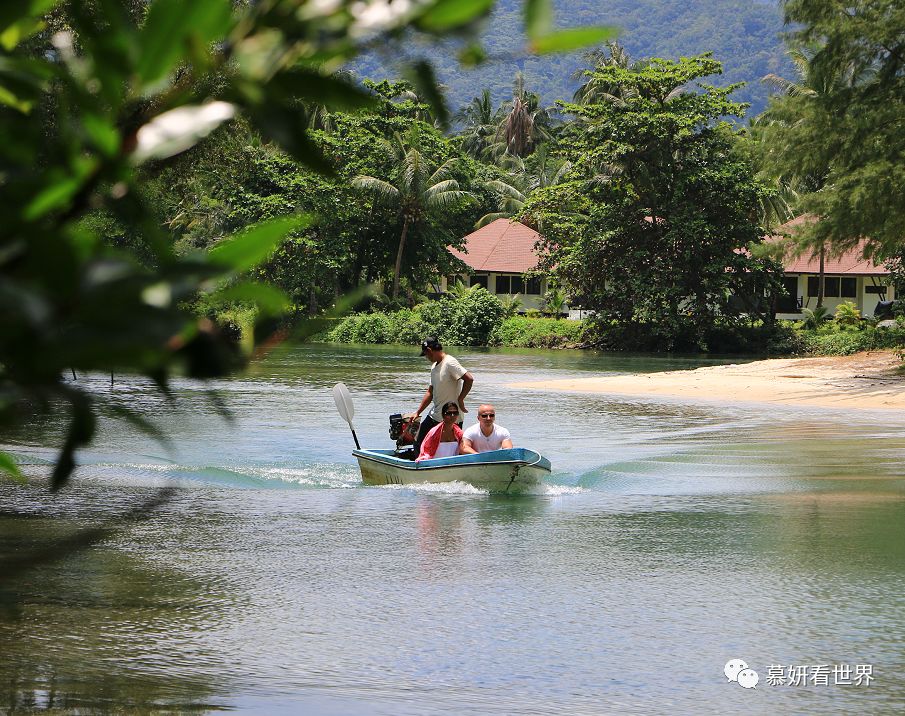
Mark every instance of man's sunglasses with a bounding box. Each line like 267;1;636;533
443;410;459;416
479;412;495;418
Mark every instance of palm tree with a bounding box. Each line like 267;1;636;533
491;72;551;158
756;45;861;307
446;279;480;299
475;147;571;227
305;69;356;133
455;89;500;158
572;42;641;106
353;133;475;299
544;286;567;318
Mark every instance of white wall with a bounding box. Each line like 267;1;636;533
441;272;565;313
775;274;894;320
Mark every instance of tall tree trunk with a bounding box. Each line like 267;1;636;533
392;218;410;299
817;244;825;308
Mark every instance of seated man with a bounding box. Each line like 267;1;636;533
460;404;513;454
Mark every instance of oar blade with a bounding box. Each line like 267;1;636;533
332;382;355;424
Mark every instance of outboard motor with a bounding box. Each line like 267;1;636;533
389;413;420;459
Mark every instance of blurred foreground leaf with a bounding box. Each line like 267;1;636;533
0;451;25;484
208;215;312;273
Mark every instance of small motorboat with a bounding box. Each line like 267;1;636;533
332;382;551;492
352;447;551;492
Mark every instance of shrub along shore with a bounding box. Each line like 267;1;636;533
318;289;905;356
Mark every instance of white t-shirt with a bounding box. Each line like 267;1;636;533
462;423;511;452
429;355;468;421
434;441;459;458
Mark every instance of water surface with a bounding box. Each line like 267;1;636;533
2;344;904;714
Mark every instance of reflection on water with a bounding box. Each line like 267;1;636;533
2;344;905;713
0;488;228;713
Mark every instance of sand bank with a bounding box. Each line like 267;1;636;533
513;350;905;411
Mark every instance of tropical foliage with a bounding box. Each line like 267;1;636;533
524;55;784;350
0;0;613;488
761;0;905;258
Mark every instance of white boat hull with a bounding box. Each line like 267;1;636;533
353;448;551;492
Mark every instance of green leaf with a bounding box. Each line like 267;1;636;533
267;69;378;111
0;17;45;51
131;101;236;163
136;0;233;88
23;158;98;221
0;451;25;484
211;281;290;315
406;60;449;129
0;1;58;36
245;102;334;174
0;56;55;113
208;215;312;273
83;113;120;157
530;26;619;54
51;395;96;491
416;0;494;32
524;0;553;39
458;43;487;67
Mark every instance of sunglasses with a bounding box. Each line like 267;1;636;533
479;412;495;418
443;410;459;416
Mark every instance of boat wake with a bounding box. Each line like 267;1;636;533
378;480;488;495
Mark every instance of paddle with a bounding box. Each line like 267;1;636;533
332;382;361;449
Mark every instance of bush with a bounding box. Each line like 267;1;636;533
490;316;587;348
834;301;862;328
386;308;429;345
328;312;394;343
211;305;258;353
800;322;905;355
418;287;504;346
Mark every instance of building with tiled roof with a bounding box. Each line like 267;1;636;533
444;214;893;320
445;219;562;312
766;215;893;318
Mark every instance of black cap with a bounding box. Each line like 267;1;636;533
419;336;442;355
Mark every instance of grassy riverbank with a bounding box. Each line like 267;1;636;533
319;300;905;356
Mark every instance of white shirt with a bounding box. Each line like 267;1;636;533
462;423;511;453
429;355;468;421
434;441;459;458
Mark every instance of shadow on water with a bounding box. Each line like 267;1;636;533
0;486;230;714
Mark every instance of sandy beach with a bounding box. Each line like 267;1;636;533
514;350;905;411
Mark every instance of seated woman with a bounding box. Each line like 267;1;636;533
416;401;463;461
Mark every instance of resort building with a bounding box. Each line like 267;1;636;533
767;216;894;320
444;218;562;313
446;215;893;320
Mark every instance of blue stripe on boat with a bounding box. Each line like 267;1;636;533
353;447;551;472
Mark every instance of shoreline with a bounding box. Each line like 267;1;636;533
513;350;905;411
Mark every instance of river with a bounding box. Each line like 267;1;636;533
2;344;904;714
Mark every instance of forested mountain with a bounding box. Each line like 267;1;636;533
352;0;792;118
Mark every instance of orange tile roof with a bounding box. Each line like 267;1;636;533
449;219;541;273
765;215;888;276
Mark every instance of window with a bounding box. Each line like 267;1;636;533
866;285;887;295
807;276;841;297
525;277;541;295
469;274;487;289
841;277;857;298
495;275;524;294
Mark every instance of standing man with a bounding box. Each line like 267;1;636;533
460;404;513;454
410;337;474;455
